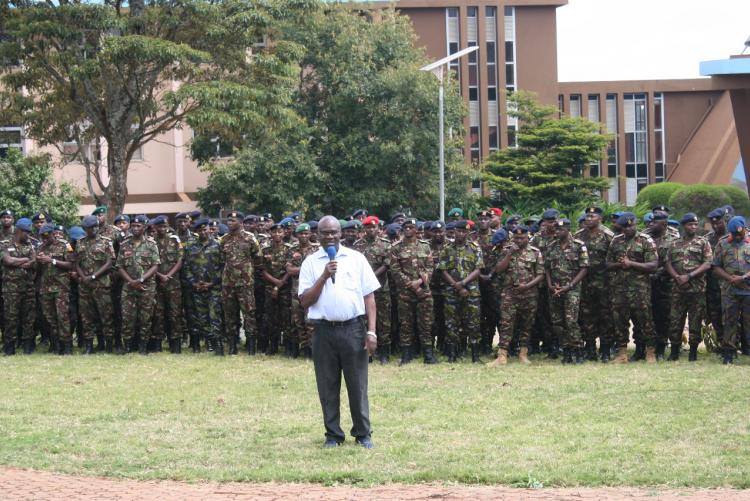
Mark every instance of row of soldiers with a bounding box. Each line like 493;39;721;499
0;203;745;365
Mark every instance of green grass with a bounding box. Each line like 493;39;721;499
1;350;750;488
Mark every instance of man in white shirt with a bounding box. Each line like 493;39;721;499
299;216;380;449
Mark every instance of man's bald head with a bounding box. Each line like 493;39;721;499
318;215;342;249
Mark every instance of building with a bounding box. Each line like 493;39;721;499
2;0;748;214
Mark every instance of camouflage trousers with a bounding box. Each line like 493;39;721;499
111;276;124;342
397;290;433;348
41;290;71;343
549;288;583;349
579;273;611;344
263;286;291;344
532;285;553;348
153;282;184;341
497;290;537;350
668;290;705;346
222;285;256;344
720;293;750;352
290;295;314;348
651;275;672;345
431;292;445;349
479;280;498;350
2;287;36;346
611;288;656;348
706;277;723;344
374;290;391;347
444;292;480;346
79;284;115;341
121;284;156;343
192;288;223;340
181;280;194;341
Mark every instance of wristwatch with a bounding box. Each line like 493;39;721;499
52;258;57;266
366;331;377;338
91;274;96;281
138;277;145;284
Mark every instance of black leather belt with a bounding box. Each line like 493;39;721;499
310;317;362;327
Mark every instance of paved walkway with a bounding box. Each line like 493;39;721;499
1;467;749;500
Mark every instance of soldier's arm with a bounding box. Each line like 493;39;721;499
713;265;738;284
165;255;183;280
493;249;514;273
463;268;481;285
569;266;587;289
665;258;680;281
3;253;30;267
141;264;159;282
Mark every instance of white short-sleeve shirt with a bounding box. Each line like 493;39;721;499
298;245;381;322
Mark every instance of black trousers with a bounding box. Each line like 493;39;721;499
312;317;371;442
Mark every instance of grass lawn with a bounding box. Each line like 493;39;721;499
1;349;749;488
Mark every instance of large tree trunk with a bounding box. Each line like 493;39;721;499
103;143;129;222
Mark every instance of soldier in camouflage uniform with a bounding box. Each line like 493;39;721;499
530;209;559;357
221;211;262;356
645;210;678;360
353;216;391;363
545;219;589;364
389;218;433;365
75;215;116;354
574;206;615;361
439;219;483;363
704;207;730;352
605;212;658;363
488;225;544;366
664;213;713;361
286;223;319;359
36;223;73;355
175;212;196;348
183;218;224;354
428;221;447;354
711;215;750;364
472;210;497;355
1;218;36;355
482;228;509;348
152;216;185;353
261;223;292;356
117;215;160;354
93;206;126;351
0;209;15;337
245;214;269;352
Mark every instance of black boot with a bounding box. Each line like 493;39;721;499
575;348;585;364
688;342;698;362
722;348;734;365
266;336;279;355
301;346;312;359
655;342;666;361
561;348;572;364
584;341;598;361
228;338;238;355
151;338;162;353
22;339;34;354
629;343;645;362
423;347;439;364
668;343;680;361
471;343;482;363
62;341;73;355
48;340;57;353
96;334;106;352
214;339;224;356
290;343;300;359
246;336;256;355
257;337;268;354
3;342;16;356
599;342;611;363
377;345;389;364
138;338;148;355
190;335;200;353
173;338;182;354
84;339;95;355
399;345;413;366
105;338;113;354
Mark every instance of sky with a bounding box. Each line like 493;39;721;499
556;0;750;82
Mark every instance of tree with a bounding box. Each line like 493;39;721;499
483;91;611;213
0;0;311;219
0;149;80;227
197;5;476;219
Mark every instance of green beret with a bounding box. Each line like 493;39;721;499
295;223;311;233
92;206;108;216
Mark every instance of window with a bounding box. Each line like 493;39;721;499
569;95;581;118
131;145;144;161
467;8;480;161
488;126;498;150
0;127;23;157
504;7;516;95
470;126;480;164
606;94;618;178
624;93;648;191
486;6;499;146
507;124;517;148
558;94;564;117
587;94;601;176
654;92;666;182
446;8;460;80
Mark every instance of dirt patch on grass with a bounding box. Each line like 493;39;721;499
1;466;748;500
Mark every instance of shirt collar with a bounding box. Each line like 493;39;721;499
317;244;351;258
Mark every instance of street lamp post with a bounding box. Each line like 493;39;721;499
420;45;479;221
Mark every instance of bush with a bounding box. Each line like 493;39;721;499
635;182;684;214
719;185;750;218
668;184;731;221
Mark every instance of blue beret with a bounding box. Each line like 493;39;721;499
68;226;86;241
584;207;603;215
390;212;406;223
268;222;283;231
243;214;257;223
727;216;746;233
279;217;295;227
445;221;456;230
39;223;56;235
512;225;529;235
352;209;368;218
577;214;586;224
432;220;445;230
386;223;402;236
530;223;540;233
707;208;726;220
616;212;637;227
643;212;654;223
192;217;210;229
288;211;302;221
668;219;679;227
0;209;13;218
148;215;167;226
652;205;670;213
453;220;471;230
114;214;130;224
81;215;98;228
189;210;202;220
307;220;318;230
722;205;735;216
611;211;623;219
652;212;668;221
175;212;191;220
131;215;148;224
218;223;229;235
226;211;244;220
541;209;560;220
32;212;47;222
680;213;699;225
55;224;65;232
261;213;273;220
491;228;508;245
447;208;463;217
15;218;32;232
556;218;571;227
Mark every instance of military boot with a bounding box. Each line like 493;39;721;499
584;341;598;361
138;338;149;355
470;343;482;364
152;338;163;353
668;343;680;361
266;336;279;356
84;339;95;355
22;339;34;354
214;339;225;356
190;335;200;353
575;348;585;364
3;342;15;356
291;343;300;359
96;334;106;352
446;344;457;363
519;347;531;365
399;345;413;366
561;348;572;364
645;346;657;363
246;336;256;355
612;347;628;364
105;338;113;354
423;347;439;364
722;348;734;364
63;341;73;355
655;342;666;361
629;343;645;362
688;342;698;362
487;348;508;367
228;338;238;355
377;345;389;364
599;342;611;363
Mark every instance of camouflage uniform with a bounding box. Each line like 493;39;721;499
606;232;658;349
1;239;37;348
390;238;434;349
704;230;728;346
353;236;391;347
530;232;555;351
712;236;750;352
667;235;712;346
261;242;292;352
76;235;116;341
183;237;224;342
38;238;73;345
287;241;319;350
429;239;447;351
99;224;126;343
437;239;484;346
647;229;678;350
220;230;261;345
177;229;197;341
574;226;614;348
496;244;544;350
472;229;497;352
117;236;161;345
545;238;589;350
153;232;184;342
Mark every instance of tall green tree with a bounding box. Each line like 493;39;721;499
0;0;310;218
197;5;475;219
483;91;611;212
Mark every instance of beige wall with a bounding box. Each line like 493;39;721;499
515;6;559;106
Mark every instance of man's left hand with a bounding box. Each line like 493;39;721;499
364;334;377;356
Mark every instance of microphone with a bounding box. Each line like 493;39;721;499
325;246;337;284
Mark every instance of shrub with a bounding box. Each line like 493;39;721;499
668;184;731;221
635;182;684;214
718;185;750;218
